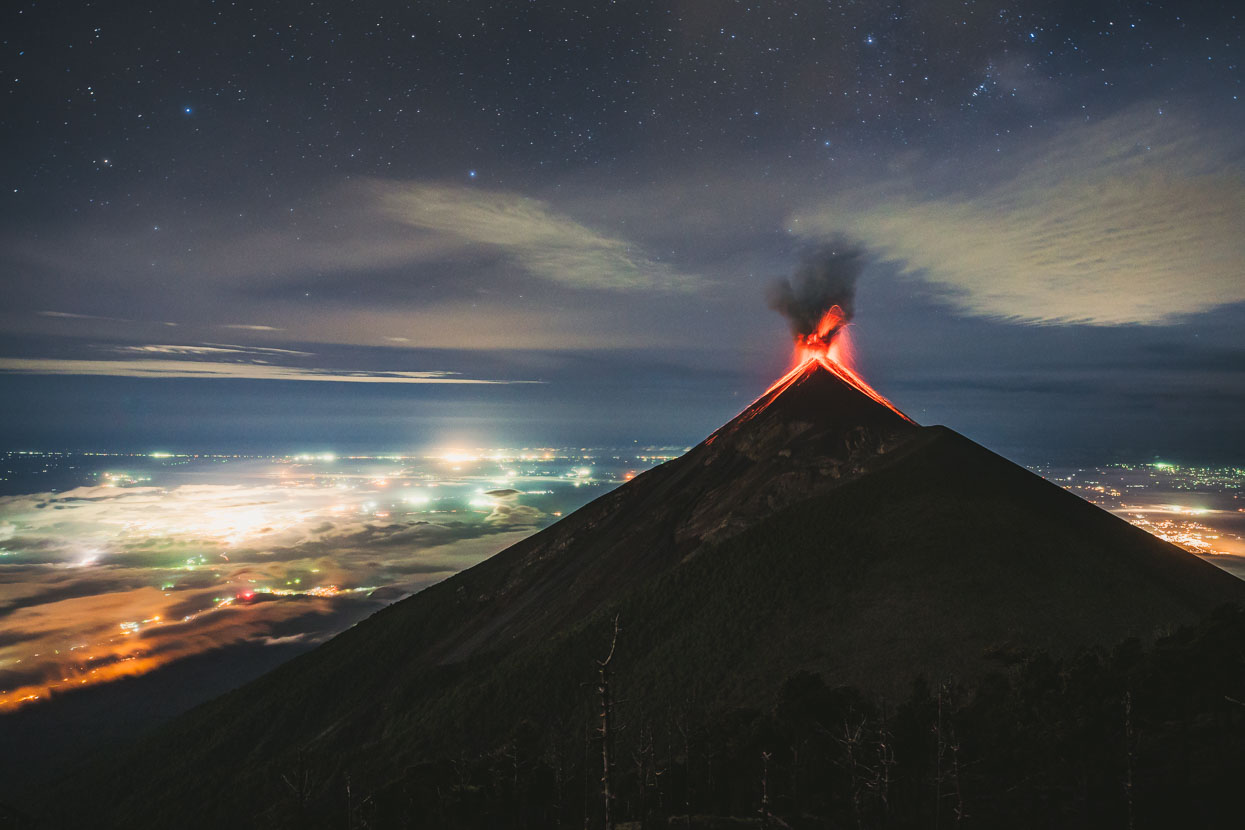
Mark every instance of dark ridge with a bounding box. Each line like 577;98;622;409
30;362;1245;827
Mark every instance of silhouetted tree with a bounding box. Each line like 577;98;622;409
597;615;621;830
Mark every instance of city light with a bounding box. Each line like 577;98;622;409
0;447;677;710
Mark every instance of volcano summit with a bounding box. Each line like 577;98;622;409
44;336;1245;828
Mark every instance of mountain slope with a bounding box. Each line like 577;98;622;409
50;362;1245;827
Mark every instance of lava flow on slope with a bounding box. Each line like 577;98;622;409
760;304;912;422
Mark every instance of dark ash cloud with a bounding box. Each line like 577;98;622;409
766;242;866;338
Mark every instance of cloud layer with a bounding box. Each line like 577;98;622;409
12;181;699;300
0;357;530;384
0;460;560;708
370;180;700;292
793;107;1245;325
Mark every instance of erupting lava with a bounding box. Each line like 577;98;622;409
792;303;850;367
764;305;912;422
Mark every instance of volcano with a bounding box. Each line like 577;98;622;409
47;355;1245;827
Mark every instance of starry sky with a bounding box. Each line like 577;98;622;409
2;0;1243;462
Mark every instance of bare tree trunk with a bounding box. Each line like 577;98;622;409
933;682;964;828
633;724;654;829
759;751;773;829
597;615;621;830
345;772;353;830
676;707;693;830
552;740;565;830
841;719;866;830
280;751;314;826
950;739;965;828
875;701;895;825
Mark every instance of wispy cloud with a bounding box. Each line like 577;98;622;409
792;107;1245;325
37;311;180;327
370;180;702;292
219;324;285;332
106;344;315;358
38;310;131;322
0;358;531;384
16;181;701;302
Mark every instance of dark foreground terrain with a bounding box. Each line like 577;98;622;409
12;364;1245;828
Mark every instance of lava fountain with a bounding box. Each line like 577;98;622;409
761;304;912;422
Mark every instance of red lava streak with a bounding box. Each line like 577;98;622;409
763;305;913;422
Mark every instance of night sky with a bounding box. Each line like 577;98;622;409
2;1;1242;462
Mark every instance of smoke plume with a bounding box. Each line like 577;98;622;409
766;243;865;338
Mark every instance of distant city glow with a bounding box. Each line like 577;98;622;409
1037;462;1245;563
0;447;681;710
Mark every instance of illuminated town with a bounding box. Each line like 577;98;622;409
1;449;1242;710
1034;461;1245;563
0;447;684;709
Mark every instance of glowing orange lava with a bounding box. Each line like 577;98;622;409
762;305;913;422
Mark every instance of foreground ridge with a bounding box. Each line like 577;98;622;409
35;366;1245;828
